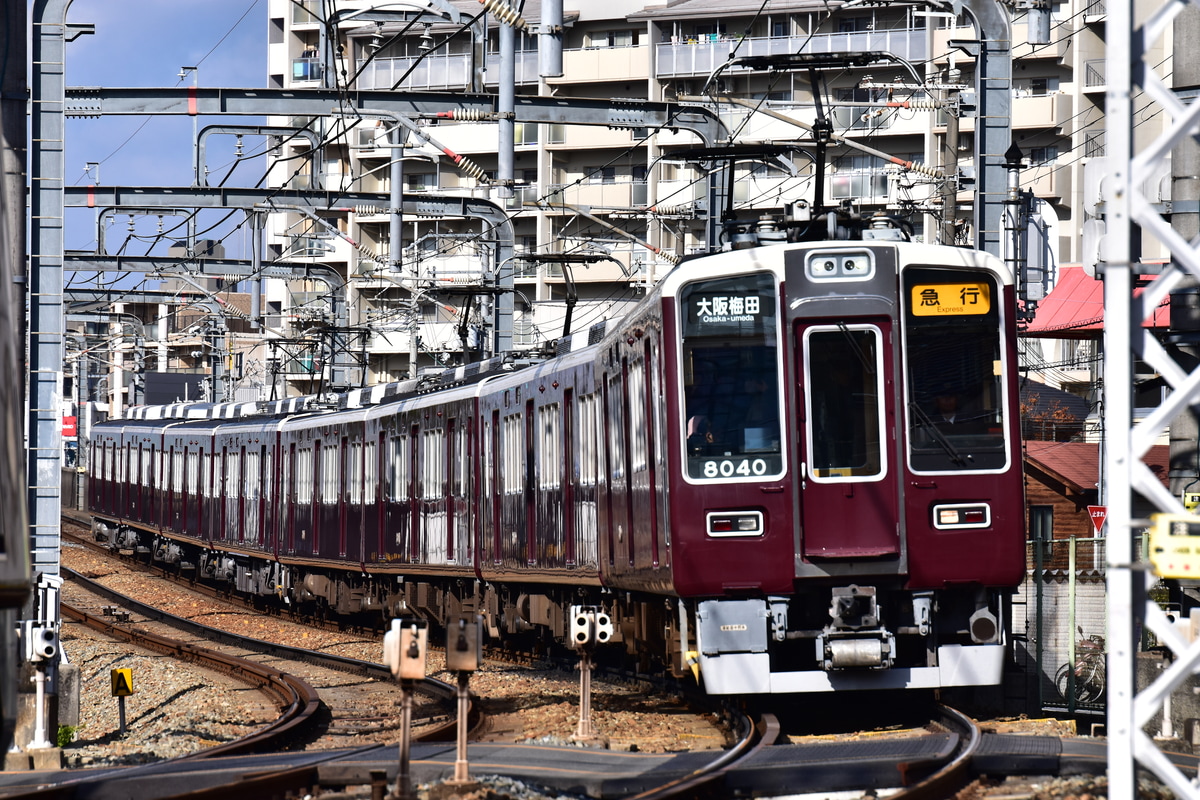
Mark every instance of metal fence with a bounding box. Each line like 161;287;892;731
1014;535;1160;717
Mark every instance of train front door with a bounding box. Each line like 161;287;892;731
795;321;899;559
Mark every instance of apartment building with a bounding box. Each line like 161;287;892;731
260;0;1132;393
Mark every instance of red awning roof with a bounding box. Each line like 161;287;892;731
1023;265;1169;338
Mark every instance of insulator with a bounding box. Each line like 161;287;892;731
439;109;487;121
454;156;489;183
354;205;386;215
477;0;527;29
905;161;943;179
905;99;942;110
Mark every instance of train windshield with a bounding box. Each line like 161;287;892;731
903;267;1008;472
679;273;783;481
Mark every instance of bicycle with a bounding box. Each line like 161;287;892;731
1054;628;1106;704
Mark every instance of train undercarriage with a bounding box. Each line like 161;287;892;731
91;516;1008;694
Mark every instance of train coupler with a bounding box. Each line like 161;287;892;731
818;630;895;670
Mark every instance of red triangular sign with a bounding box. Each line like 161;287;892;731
1087;505;1107;535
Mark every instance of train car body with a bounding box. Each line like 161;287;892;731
88;236;1024;695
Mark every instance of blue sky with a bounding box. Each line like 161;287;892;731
58;0;266;257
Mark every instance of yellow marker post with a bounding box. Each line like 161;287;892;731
110;668;133;735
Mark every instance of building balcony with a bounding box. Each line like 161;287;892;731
933;21;1070;63
1024;163;1073;200
545;45;651;86
1083;59;1106;93
933;92;1073;133
655;29;926;79
354;51;543;92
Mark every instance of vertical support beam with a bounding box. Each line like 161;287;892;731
963;0;1013;259
497;23;515;201
1103;0;1134;790
29;0;72;597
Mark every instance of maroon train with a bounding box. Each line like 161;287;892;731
88;235;1025;694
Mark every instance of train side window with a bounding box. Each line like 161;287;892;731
803;325;886;481
607;375;625;481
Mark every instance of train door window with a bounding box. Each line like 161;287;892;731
349;442;363;505
226;447;240;501
538;403;561;489
803;325;886;481
390;434;408;501
607;375;625;482
679;272;783;481
172;447;183;494
502;413;523;494
903;267;1008;472
297;447;312;505
364;440;376;503
246;447;260;543
186;449;200;497
323;440;339;503
579;393;597;487
628;361;647;472
423;428;444;499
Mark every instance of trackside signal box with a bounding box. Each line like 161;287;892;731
110;668;134;697
384;618;428;680
1149;513;1200;579
446;614;483;672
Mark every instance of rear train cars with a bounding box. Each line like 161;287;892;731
87;238;1024;695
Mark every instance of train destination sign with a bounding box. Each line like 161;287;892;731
693;294;763;324
911;283;991;316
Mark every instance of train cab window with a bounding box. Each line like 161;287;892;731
803;325;886;481
680;273;783;481
903;268;1008;472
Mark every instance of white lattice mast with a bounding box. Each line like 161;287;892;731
1106;0;1200;796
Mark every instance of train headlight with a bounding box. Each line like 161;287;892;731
804;250;875;281
932;503;991;530
706;511;763;537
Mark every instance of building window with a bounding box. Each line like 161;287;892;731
588;166;616;184
1029;146;1059;166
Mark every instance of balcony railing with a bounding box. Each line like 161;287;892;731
355;51;540;91
1085;59;1106;89
656;29;925;78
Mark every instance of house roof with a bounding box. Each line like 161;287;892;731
1024;441;1168;493
1022;265;1169;339
1019;381;1091;423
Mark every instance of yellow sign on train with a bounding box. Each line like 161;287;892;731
1148;514;1200;579
110;668;133;698
911;283;991;316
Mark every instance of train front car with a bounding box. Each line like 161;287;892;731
663;240;1024;694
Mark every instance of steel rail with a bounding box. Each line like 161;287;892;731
891;703;982;800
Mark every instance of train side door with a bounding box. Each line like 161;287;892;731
796;320;899;558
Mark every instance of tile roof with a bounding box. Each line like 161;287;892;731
1022;265;1169;339
1024;440;1168;492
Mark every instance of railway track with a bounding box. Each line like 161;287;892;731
61;567;465;748
48;512;989;800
